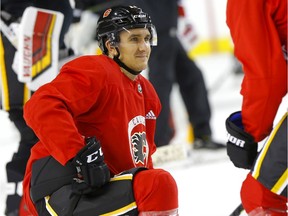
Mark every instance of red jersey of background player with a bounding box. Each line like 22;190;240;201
226;0;287;142
23;54;161;215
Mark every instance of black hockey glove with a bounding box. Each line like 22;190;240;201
71;137;110;194
225;111;258;169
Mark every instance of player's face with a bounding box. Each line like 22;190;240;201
117;28;151;72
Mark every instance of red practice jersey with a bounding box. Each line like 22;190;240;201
226;0;287;142
23;55;161;215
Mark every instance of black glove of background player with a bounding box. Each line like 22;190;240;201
71;136;110;194
225;111;258;169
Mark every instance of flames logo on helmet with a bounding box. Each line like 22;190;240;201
103;9;111;18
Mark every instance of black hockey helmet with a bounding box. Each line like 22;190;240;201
96;5;157;54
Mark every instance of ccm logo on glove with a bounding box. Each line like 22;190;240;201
86;148;103;163
71;136;110;194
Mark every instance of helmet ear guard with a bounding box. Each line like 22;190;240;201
99;33;119;55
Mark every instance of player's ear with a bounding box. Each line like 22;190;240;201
105;40;117;57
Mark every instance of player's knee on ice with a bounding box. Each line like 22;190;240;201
133;169;178;212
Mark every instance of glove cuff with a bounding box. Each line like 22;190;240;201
227;142;257;169
226;115;256;150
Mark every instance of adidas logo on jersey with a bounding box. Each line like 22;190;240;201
146;110;156;119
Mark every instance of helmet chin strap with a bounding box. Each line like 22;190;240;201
113;48;142;75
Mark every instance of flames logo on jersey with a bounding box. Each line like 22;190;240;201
131;132;148;165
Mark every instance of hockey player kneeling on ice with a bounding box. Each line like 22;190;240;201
22;5;178;216
29;137;177;215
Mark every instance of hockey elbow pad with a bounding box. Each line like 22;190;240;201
225;111;258;169
72;137;110;194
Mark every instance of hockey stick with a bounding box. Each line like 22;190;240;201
229;203;244;216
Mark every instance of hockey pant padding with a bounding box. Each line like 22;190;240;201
30;156;76;203
34;167;145;216
241;173;287;215
133;168;178;212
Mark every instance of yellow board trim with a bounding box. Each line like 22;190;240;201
188;36;234;58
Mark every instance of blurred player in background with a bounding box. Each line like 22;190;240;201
142;0;225;150
0;0;73;214
225;0;287;215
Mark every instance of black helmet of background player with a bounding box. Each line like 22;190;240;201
95;5;157;75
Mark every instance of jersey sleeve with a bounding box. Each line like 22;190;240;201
226;0;287;141
24;56;107;165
